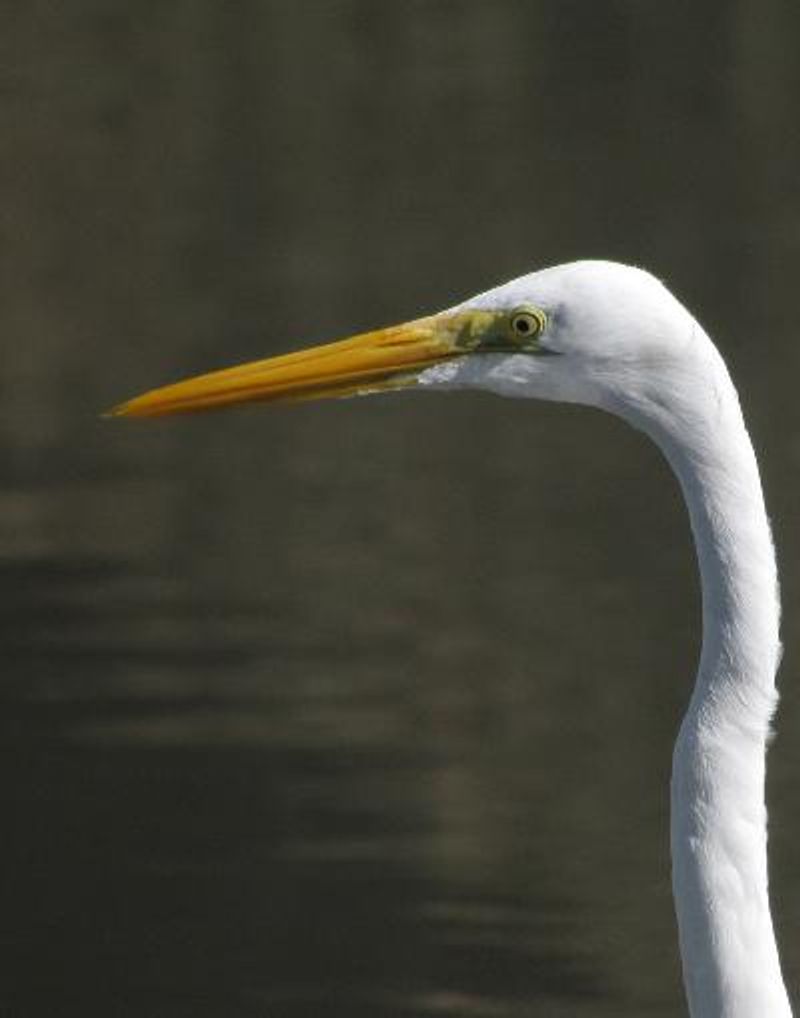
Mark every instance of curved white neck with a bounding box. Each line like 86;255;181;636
620;335;791;1017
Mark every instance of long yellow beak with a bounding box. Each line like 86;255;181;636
108;309;506;419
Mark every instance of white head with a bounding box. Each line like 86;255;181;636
419;261;702;424
111;260;710;431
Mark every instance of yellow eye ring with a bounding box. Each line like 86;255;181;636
509;306;546;341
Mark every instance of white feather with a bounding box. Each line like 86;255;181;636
419;261;791;1018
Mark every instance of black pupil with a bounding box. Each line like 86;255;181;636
515;317;531;334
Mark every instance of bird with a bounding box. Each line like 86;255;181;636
112;260;792;1018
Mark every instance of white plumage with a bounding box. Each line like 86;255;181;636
422;262;790;1017
116;260;792;1017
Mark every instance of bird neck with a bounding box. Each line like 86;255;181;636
625;339;790;1017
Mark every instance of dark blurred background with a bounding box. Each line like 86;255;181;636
1;3;799;1016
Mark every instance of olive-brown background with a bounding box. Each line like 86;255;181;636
2;3;799;1015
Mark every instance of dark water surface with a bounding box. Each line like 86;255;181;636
2;4;800;1015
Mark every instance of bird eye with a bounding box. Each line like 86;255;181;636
509;307;546;341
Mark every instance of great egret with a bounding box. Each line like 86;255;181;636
113;260;792;1017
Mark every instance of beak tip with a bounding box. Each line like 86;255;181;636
103;400;140;419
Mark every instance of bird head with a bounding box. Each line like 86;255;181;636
109;261;697;421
